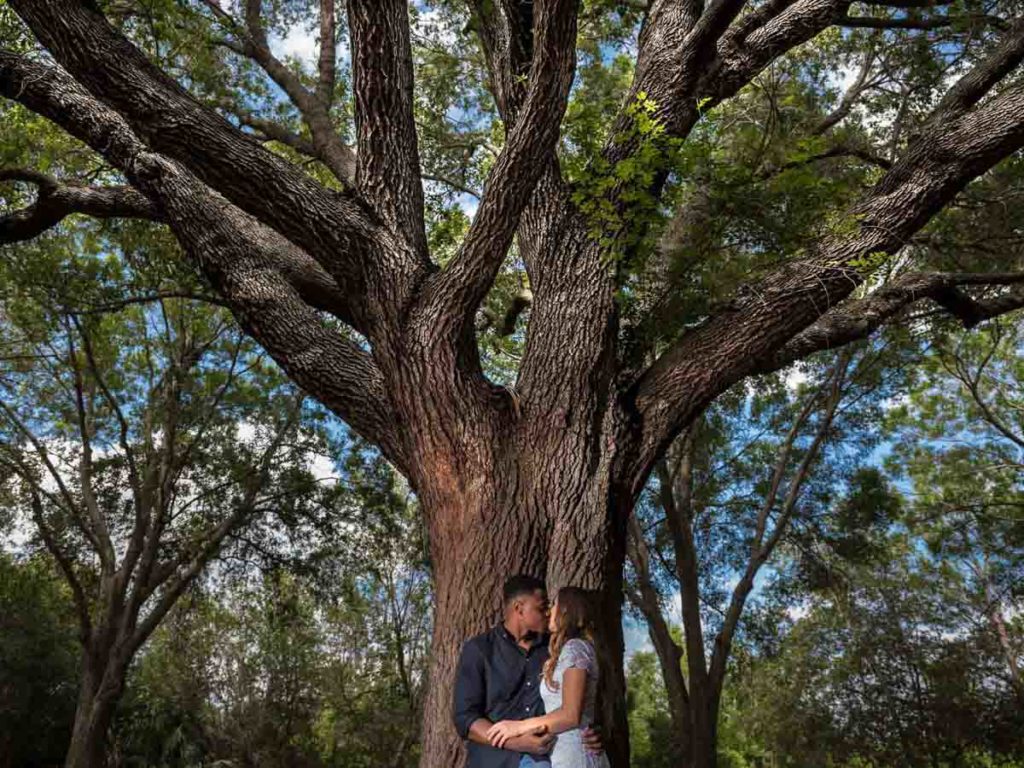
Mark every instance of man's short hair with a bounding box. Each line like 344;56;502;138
503;574;546;604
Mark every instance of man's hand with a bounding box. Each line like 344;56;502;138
505;730;555;755
581;725;603;755
488;720;543;749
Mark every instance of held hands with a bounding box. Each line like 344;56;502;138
486;720;548;750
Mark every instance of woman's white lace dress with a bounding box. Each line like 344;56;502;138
539;638;611;768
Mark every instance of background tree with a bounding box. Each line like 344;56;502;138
4;1;1024;764
0;240;342;768
1;431;431;768
625;339;909;765
887;318;1024;707
727;533;1024;767
110;441;429;768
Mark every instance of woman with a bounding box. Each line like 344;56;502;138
486;587;611;768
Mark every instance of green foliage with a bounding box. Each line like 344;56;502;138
109;443;430;768
0;554;80;766
732;537;1024;767
847;249;890;277
569;91;691;271
626;652;674;768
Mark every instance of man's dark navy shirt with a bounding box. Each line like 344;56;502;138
453;624;550;768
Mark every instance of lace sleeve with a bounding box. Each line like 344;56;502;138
562;638;598;677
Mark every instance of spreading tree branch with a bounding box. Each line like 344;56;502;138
423;0;579;334
0;168;160;243
837;13;1004;30
7;0;394;332
217;0;356;185
28;490;93;640
348;0;428;256
630;28;1024;482
467;0;536;122
756;273;1024;375
128;395;303;654
927;17;1024;122
707;355;848;702
0;51;404;465
0;52;359;327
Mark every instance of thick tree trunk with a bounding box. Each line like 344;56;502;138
412;422;634;768
418;493;550;766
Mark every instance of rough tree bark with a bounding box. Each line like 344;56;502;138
3;1;1024;767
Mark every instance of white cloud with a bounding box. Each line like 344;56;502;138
270;25;319;69
784;366;809;393
307;452;338;483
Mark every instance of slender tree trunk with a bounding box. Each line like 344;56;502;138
64;649;125;768
643;607;692;764
984;580;1024;707
627;515;691;764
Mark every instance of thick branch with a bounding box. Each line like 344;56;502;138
600;0;850;225
928;17;1024;122
630;68;1024;484
7;0;394;332
467;0;536;122
839;12;1007;30
0;168;160;243
701;0;852;108
348;0;427;255
422;0;579;334
757;273;1024;374
0;53;358;327
0;51;404;465
151;168;406;466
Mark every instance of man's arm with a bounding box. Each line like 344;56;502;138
469;717;554;753
453;641;553;754
581;725;603;755
453;641;488;740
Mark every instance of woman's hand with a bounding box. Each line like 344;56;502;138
486;720;546;749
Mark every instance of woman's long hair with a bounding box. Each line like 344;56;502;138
542;587;599;692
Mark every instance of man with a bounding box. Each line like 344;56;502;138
453;575;604;768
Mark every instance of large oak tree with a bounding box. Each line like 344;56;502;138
3;1;1024;765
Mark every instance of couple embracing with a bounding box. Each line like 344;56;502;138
453;575;610;768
